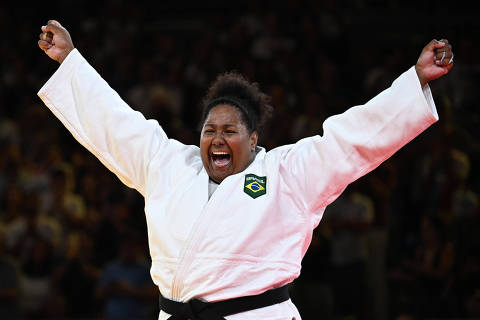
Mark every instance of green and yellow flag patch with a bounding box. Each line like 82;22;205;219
244;174;267;199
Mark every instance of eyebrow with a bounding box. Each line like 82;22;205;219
203;123;238;128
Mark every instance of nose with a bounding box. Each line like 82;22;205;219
212;132;225;146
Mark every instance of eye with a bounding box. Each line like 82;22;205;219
225;130;236;134
203;129;214;134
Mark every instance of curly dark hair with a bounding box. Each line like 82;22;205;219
200;71;273;134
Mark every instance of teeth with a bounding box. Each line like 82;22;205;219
212;152;229;155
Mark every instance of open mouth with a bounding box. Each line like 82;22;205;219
211;151;231;168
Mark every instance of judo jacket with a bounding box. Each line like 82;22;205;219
38;49;439;319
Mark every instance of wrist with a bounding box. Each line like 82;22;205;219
58;47;74;64
415;65;427;88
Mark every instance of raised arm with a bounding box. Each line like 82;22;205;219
37;20;170;195
280;38;454;217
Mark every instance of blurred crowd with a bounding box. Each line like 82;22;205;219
1;1;479;319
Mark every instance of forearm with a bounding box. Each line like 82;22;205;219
298;66;439;211
38;49;167;194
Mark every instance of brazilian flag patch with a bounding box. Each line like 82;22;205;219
244;174;267;199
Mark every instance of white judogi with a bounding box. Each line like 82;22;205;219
38;49;438;320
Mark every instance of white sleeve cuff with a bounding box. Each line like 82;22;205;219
422;84;439;120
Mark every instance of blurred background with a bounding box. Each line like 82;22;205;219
1;0;479;319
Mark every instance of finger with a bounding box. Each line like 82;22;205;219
436;54;454;66
38;39;52;51
435;50;452;60
432;39;447;49
448;53;454;64
439;51;446;64
39;31;53;41
436;43;452;52
48;20;63;28
439;39;449;45
434;43;453;65
42;22;63;35
435;52;454;65
39;31;54;44
444;54;454;66
438;62;454;75
422;39;440;53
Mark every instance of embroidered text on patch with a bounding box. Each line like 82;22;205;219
244;174;267;199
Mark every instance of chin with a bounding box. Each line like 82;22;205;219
212;174;226;183
211;170;233;183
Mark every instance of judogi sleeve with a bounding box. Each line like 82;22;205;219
279;66;438;221
38;49;167;196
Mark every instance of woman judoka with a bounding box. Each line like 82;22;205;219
37;20;453;320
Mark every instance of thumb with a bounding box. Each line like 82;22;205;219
421;39;446;54
48;19;63;28
432;39;447;50
41;20;64;35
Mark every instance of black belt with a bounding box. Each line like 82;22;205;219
159;285;290;320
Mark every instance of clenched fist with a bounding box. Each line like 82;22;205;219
38;20;74;64
415;39;454;87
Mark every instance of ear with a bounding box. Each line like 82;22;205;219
250;131;258;151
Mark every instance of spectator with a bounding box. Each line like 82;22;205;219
323;182;375;319
18;236;56;318
0;226;20;319
95;230;157;320
388;214;455;317
52;230;100;319
42;165;86;232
